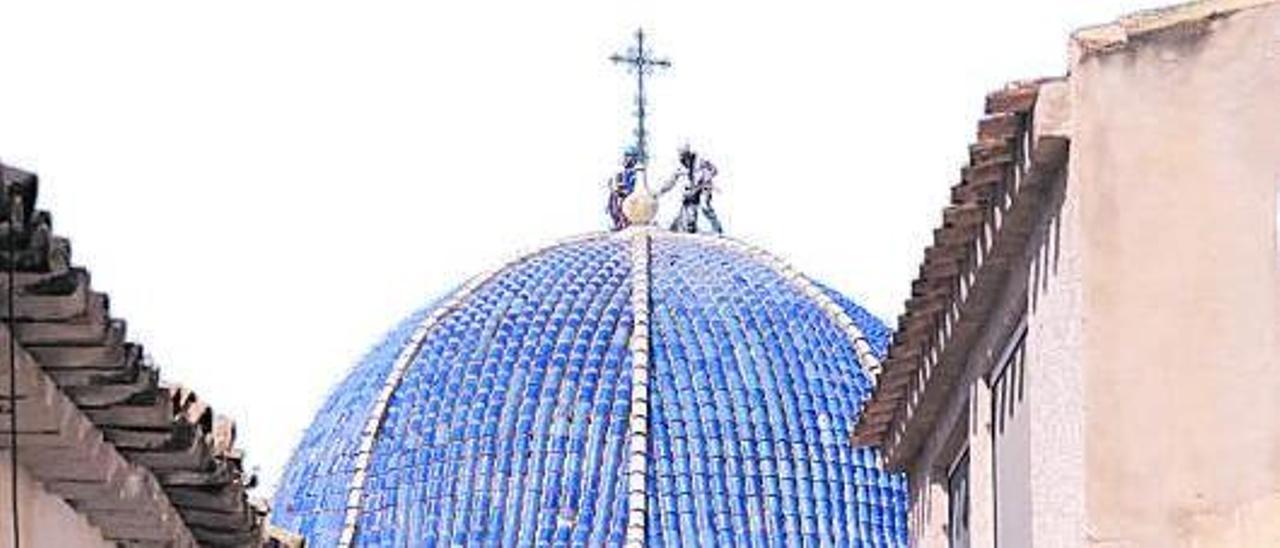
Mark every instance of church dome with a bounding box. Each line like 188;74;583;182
271;227;908;546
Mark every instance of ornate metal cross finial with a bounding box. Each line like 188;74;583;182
610;28;670;167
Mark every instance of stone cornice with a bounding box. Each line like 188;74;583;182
1072;0;1277;59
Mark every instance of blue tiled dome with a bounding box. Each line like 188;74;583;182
272;229;907;546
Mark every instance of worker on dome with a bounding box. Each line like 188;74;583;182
605;148;642;230
664;145;723;234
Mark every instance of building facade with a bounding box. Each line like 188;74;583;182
851;1;1280;546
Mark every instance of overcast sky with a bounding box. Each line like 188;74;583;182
0;1;1163;492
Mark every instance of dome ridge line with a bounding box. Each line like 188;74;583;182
336;231;613;548
623;228;652;547
667;231;885;383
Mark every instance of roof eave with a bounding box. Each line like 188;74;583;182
852;78;1071;472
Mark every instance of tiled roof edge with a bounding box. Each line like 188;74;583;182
0;163;267;545
850;78;1072;470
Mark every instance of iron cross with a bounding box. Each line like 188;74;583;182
610;28;670;167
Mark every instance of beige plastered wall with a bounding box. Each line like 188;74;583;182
0;456;112;548
1069;3;1280;545
1024;95;1089;545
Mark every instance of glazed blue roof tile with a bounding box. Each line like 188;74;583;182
272;231;907;546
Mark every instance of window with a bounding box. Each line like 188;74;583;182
992;327;1030;547
948;449;970;548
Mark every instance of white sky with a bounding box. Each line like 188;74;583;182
0;1;1164;493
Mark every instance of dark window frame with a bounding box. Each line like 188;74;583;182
947;447;970;548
